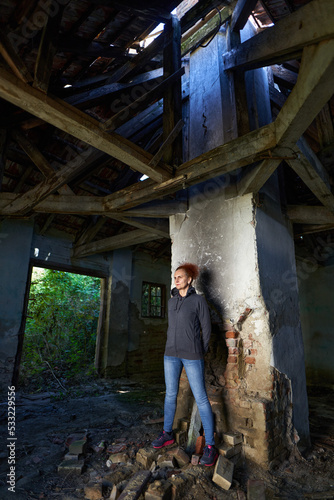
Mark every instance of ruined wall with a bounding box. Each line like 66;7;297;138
298;263;334;386
101;250;170;381
0;220;34;389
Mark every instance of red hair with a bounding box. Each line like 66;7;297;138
176;262;199;281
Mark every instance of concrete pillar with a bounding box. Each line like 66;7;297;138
170;24;310;465
0;219;34;388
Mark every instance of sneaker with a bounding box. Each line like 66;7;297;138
199;445;218;466
152;430;175;449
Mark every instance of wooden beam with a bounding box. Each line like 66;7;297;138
102;67;185;132
33;3;65;93
287;205;334;225
237;158;282;196
181;8;231;57
180;0;225;34
75;216;107;246
0;122;277;216
0;31;33;83
11;129;74;195
231;0;258;32
73;229;162;258
275;39;334;147
149;119;184;168
272;64;298;91
0;149;106;215
316;103;334;150
223;0;334;71
163;16;182;166
107;215;169;239
64;68;164;109
0;68;171;183
104;32;165;85
287;137;334;213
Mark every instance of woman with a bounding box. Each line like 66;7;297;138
152;263;218;467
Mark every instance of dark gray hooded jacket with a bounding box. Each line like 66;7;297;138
164;286;211;360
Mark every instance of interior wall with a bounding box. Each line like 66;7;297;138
298;262;334;387
99;249;171;381
0;219;34;389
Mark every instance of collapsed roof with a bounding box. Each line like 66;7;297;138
0;0;333;262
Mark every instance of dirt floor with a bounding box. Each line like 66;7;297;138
0;379;333;499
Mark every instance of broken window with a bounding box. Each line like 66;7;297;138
141;282;166;318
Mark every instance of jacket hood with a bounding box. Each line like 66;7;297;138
171;286;196;298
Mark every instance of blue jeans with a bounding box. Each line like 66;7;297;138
163;355;215;446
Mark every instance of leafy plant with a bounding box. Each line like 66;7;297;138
20;268;101;390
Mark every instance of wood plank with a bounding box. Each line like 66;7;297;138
287;137;334;212
163;16;182;166
107;215;169;239
102;67;185;132
272;64;298;91
64;68;163;109
180;0;224;34
181;8;231;57
231;0;258;32
73;229;162;258
316;103;334;150
223;0;334;71
149;119;184;168
75;216;107;246
33;3;64;93
287;205;334;225
0;68;171;183
275;39;334;146
11;129;74;195
237;158;281;196
0;31;33;83
104;32;165;85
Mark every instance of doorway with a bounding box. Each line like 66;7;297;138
16;265;103;392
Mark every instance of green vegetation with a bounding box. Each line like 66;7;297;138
20;268;101;391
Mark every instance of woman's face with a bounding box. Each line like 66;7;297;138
174;268;191;293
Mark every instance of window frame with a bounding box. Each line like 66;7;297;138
141;281;166;319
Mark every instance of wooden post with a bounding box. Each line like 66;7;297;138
163;15;183;167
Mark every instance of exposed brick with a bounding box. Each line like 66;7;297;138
250;349;258;356
227;355;238;364
245;356;256;364
226;339;238;348
136;447;157;469
223;432;243;446
212;456;234;490
175;430;187;447
57;459;84;475
218;443;242;458
145;479;172;500
168;447;190;467
84;482;102;500
195;435;205;455
118;470;151;500
226;331;238;339
228;347;239;355
191;454;201;465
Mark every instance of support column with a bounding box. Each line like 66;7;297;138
0;219;34;388
170;23;310;466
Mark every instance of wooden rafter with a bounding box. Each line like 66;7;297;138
231;0;258;32
73;229;162;258
223;0;334;71
0;31;33;83
0;68;172;183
